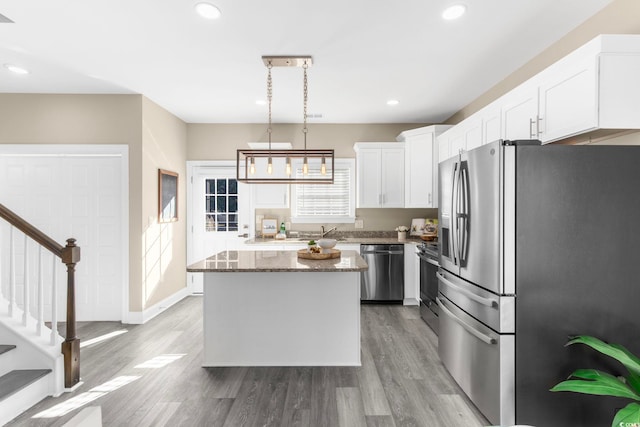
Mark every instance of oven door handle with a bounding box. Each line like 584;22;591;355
437;297;497;345
418;255;440;267
436;272;498;308
425;258;439;267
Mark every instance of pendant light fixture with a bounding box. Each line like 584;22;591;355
237;56;334;184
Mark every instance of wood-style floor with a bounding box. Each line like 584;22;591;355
8;296;488;426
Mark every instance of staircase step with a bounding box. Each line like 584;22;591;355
0;369;52;402
0;345;16;356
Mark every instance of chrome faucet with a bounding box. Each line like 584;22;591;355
320;225;337;238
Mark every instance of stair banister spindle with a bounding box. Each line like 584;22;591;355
50;259;58;346
37;246;44;336
22;234;29;326
8;226;16;317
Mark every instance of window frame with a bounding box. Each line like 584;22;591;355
290;158;356;224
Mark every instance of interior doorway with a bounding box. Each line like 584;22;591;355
187;161;252;293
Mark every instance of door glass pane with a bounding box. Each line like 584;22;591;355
206;179;216;194
229;179;238;194
205;214;216;232
217;180;227;195
229;196;238;213
206;196;215;213
216;196;226;213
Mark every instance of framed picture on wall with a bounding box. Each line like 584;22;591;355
261;218;278;237
159;169;178;223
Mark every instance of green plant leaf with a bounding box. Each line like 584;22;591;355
567;336;640;377
627;371;640;395
611;402;640;427
550;369;640;401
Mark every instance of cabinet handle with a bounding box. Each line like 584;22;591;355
537;116;543;136
529;118;536;139
428;193;432;205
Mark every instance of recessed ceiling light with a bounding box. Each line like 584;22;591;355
195;2;221;19
387;100;399;106
4;64;29;74
255;100;267;105
442;4;466;20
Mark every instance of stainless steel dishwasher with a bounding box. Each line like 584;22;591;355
360;244;404;302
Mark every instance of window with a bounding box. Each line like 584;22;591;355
205;178;238;231
291;159;355;223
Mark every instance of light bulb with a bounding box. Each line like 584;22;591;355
303;158;308;175
286;158;291;176
250;157;256;175
321;157;326;175
267;157;273;175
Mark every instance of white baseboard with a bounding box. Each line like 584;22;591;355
123;287;190;325
403;298;420;306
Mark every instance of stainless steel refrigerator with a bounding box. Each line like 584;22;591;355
437;139;640;427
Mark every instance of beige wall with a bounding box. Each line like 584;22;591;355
0;94;188;314
187;123;425;160
140;97;188;310
447;0;640;125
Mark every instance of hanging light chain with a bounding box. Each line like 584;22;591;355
303;59;308;150
267;60;273;148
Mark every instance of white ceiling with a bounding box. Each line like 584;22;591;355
0;0;612;124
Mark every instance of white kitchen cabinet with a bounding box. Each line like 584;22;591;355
397;125;452;208
481;105;502;144
437;117;481;162
353;143;404;208
501;82;539;141
251;157;289;208
443;35;640;148
403;243;419;306
501;35;640;144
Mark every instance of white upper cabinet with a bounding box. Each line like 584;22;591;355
353;143;404;208
537;54;597;142
397;125;452;208
501;83;539;141
437;118;481;163
251;157;289;208
438;34;640;156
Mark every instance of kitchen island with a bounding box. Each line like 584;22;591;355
187;249;368;367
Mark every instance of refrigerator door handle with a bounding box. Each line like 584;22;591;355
459;164;470;266
437;272;498;308
437;297;497;345
451;162;460;265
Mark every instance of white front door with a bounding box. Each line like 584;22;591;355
0;146;127;321
187;162;252;293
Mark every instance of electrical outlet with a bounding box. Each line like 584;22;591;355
285;222;291;230
355;219;364;229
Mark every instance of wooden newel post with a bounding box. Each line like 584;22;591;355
61;238;81;389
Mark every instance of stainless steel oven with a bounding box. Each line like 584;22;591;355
417;242;439;334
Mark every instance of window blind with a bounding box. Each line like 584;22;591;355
293;168;351;217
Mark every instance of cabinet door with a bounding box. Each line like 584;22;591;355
501;84;538;140
356;149;382;208
538;55;597;143
381;148;405;207
404;243;419;305
438;133;452;163
482;107;501;145
404;133;435;208
449;132;466;157
251;157;290;208
464;118;483;152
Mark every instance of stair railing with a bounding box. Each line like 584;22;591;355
0;203;80;389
